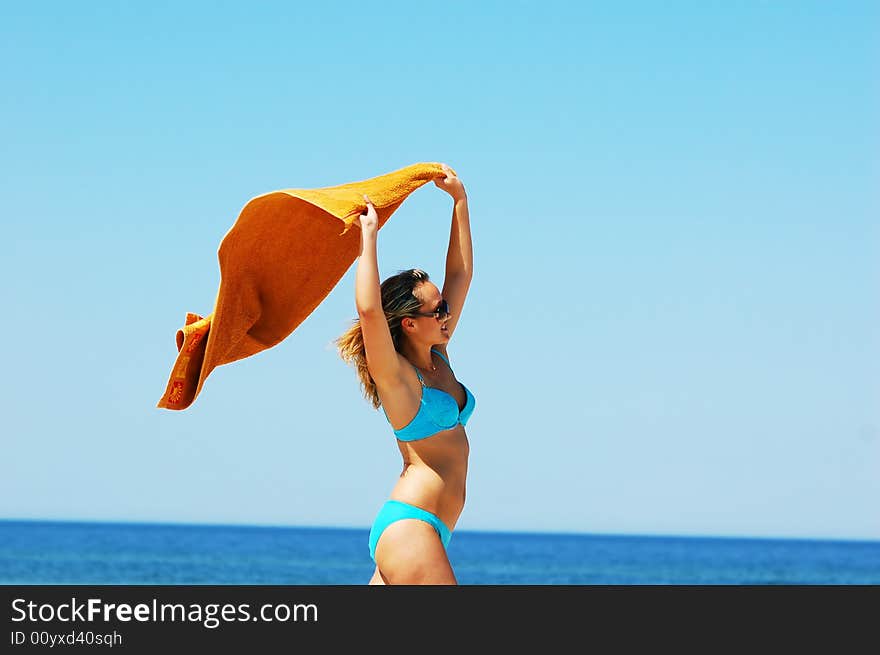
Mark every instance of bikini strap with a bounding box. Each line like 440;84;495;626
431;348;452;369
412;366;426;387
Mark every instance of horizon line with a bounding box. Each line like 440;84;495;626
1;516;877;545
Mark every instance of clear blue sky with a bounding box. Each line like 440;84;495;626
2;1;878;541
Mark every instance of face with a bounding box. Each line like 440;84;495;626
405;282;451;343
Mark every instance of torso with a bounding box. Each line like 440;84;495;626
374;345;469;532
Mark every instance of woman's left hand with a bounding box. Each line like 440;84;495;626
434;163;466;201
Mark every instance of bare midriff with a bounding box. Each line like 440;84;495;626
389;425;469;533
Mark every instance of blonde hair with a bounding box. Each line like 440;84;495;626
334;268;431;409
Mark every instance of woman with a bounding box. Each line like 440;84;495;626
335;163;473;585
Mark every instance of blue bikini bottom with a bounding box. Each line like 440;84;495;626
368;499;453;563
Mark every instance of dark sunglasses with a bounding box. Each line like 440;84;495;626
410;299;451;321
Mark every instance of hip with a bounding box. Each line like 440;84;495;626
388;462;466;532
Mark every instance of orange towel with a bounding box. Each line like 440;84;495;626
157;161;453;411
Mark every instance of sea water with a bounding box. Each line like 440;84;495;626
1;520;877;585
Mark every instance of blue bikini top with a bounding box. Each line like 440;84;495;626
382;348;475;441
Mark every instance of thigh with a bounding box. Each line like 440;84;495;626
368;566;387;585
375;519;457;585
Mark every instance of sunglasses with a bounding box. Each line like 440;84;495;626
410;299;451;321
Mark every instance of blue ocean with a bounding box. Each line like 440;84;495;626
1;520;878;585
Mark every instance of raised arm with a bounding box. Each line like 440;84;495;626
355;196;401;383
434;165;473;341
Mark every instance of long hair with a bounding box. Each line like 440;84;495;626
334;268;430;409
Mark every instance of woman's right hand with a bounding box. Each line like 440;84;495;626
358;195;379;235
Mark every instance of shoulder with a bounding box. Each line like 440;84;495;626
430;344;452;367
432;343;449;357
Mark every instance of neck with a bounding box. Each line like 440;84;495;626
401;342;435;372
